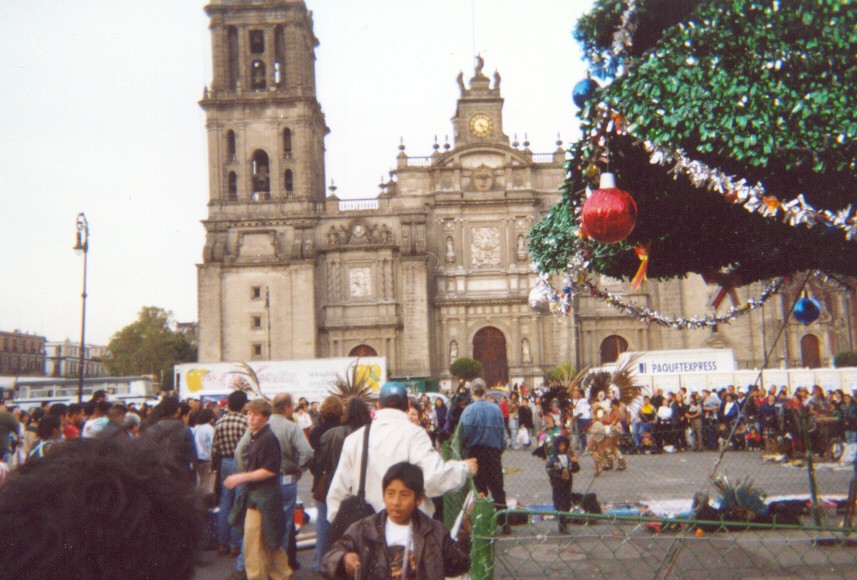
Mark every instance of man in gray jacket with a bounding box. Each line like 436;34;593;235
237;393;313;568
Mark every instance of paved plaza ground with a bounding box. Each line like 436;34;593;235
194;448;856;579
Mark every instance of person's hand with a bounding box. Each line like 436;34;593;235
464;457;478;475
223;474;242;490
343;552;361;577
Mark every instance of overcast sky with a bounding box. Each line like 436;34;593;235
0;0;592;346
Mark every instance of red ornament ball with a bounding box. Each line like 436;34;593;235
581;174;637;244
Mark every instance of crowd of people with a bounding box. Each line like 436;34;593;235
558;383;857;460
3;377;850;578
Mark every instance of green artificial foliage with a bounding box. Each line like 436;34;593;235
530;0;857;285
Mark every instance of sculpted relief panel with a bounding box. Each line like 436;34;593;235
349;267;372;298
470;226;501;268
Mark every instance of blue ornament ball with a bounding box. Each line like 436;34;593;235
572;78;599;109
792;297;822;325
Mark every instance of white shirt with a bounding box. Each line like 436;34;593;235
82;417;108;438
574;398;591;420
327;408;469;521
296;411;313;431
193;423;214;461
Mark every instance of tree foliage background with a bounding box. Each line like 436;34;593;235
105;306;197;390
529;0;856;285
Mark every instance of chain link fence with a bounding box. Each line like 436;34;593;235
441;409;857;578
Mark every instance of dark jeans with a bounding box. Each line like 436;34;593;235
467;445;507;519
548;470;572;526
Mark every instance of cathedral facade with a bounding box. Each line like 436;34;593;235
196;0;855;388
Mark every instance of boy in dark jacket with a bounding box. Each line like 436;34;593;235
322;462;470;579
545;435;580;534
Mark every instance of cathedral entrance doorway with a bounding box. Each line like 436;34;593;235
473;327;508;388
800;334;821;368
349;344;377;357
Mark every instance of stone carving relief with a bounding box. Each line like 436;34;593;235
445;236;455;263
516;234;527;261
349;267;372;297
471;166;494;192
470;226;501;268
449;340;458;364
326;221;393;247
522;338;532;364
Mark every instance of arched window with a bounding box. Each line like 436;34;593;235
284;169;294;194
251;150;270;198
600;335;629;364
349;344;377;357
283;128;292;158
227;172;238;200
226;130;236;162
800;334;821;368
251;60;266;90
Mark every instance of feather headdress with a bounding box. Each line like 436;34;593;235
328;359;378;404
586;353;643;406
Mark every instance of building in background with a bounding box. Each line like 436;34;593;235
0;330;46;377
44;339;107;379
196;0;856;388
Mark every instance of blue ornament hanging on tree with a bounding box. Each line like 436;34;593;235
792;296;821;325
572;78;599;108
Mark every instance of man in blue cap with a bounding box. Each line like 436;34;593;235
327;382;477;522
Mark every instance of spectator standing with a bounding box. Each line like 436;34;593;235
686;393;703;452
140;398;197;482
702;389;721;450
211;390;249;559
327;382;475;523
225;399;291;580
28;415;63;460
63;403;84;439
236;393;313;573
314;398;371;572
307;396;344;573
518;397;534;448
81;401;110;439
194;408;216;494
508;392;521;449
459;378;509;534
0;403;19;463
572;389;591;452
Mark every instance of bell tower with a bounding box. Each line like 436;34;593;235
452;56;509;147
197;0;326;363
202;0;327;207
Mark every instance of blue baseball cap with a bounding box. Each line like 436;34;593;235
379;382;408;406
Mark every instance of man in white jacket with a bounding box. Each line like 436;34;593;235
327;382;477;521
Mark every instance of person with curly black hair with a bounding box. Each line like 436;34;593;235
0;437;203;580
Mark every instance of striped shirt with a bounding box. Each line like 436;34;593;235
211;411;248;459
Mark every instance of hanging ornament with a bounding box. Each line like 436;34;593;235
572;78;599;108
528;284;552;316
581;172;637;244
792;295;821;325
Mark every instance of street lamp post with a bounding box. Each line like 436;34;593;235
73;213;89;403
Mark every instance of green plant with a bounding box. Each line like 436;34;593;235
546;363;576;385
448;357;483;381
833;351;857;368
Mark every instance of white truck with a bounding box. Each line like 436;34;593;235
175;357;387;403
608;349;857;395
